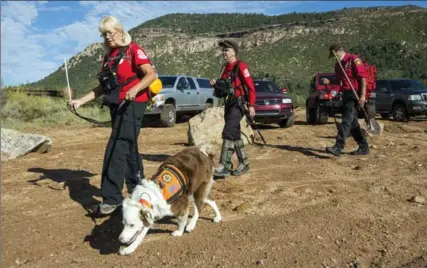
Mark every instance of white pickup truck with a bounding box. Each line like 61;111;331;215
145;75;219;127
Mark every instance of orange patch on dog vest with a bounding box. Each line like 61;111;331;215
150;164;188;203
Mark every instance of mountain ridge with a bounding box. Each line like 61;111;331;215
17;5;427;104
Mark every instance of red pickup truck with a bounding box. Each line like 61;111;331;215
305;72;377;124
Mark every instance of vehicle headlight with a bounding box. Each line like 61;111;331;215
331;90;338;97
154;94;165;102
282;98;292;104
408;94;422;101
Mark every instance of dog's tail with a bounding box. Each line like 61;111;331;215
197;142;214;161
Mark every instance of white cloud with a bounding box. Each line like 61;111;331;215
39;6;72;12
2;1;39;26
1;1;301;86
1;2;57;85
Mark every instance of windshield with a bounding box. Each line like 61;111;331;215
390;80;426;90
319;74;339;85
158;76;177;88
254;81;280;93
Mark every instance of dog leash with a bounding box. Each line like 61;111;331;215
131;100;144;184
64;98;127;126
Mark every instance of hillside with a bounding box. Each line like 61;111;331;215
22;5;427;104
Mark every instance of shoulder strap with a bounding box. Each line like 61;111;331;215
232;60;249;98
230;60;241;79
219;63;226;77
112;46;128;70
104;46;128;71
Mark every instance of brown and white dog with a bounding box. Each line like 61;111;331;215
118;144;222;255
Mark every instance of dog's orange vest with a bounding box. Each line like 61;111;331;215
149;164;188;204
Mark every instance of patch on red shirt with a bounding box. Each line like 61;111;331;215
354;58;362;66
243;69;250;78
137;49;147;60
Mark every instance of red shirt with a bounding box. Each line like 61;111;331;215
220;60;256;106
101;42;152;102
335;53;367;92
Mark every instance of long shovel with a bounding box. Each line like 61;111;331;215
332;50;382;135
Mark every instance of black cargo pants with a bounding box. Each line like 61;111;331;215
101;101;146;205
335;91;367;148
222;97;245;141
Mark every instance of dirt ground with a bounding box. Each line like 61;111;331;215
2;109;427;268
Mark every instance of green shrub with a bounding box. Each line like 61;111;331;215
1;92;110;130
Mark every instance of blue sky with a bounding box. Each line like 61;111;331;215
1;1;426;86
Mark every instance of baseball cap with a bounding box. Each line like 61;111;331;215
219;39;239;54
328;43;344;59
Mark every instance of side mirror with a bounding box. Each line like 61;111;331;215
281;88;288;93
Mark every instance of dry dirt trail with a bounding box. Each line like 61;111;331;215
2;109;427;268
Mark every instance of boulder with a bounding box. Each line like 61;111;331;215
1;128;52;161
187;107;254;147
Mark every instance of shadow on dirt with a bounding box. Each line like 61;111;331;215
84;211;123;255
141;153;171;163
84;213;176;255
265;144;332;159
27;168;100;211
293;120;337;126
316;135;336;139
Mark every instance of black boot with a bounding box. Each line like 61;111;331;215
351;143;370;155
326;144;343;156
214;139;234;177
231;139;249;176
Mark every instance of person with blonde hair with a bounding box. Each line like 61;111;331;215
70;15;157;215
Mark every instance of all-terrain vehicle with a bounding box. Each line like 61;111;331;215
305;72;377;124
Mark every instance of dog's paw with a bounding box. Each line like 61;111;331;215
171;230;183;237
213;216;222;223
119;246;135;256
185;223;195;233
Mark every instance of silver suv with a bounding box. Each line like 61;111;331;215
145;75;219;127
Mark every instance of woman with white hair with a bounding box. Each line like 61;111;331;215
70;15;157;215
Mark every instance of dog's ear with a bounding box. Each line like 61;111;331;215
140;209;154;227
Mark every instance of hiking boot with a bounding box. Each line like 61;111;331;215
96;203;120;215
214;164;230;177
231;163;249;176
325;144;343;156
350;143;370;155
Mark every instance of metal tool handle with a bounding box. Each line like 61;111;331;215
64;58;72;104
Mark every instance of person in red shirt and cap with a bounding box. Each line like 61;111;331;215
323;44;370;156
70;16;157;215
209;39;256;177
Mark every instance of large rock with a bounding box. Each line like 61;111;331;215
187;107;254;147
1;128;52;161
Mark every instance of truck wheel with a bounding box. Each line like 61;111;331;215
279;114;295;128
316;105;329;125
160;104;176;127
380;113;390;119
392;104;408;122
367;103;376;120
